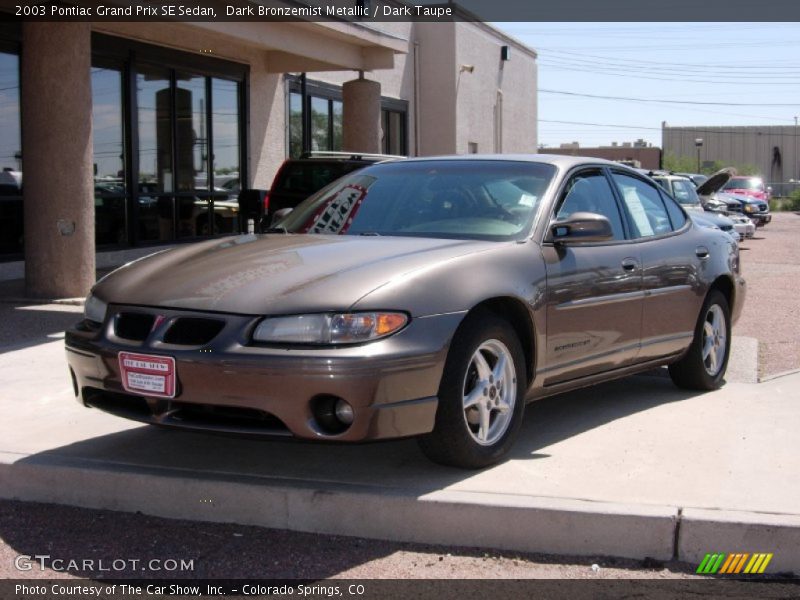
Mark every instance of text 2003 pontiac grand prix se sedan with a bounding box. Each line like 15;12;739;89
66;155;745;468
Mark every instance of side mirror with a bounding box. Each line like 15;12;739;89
271;207;293;225
549;212;614;244
258;208;294;233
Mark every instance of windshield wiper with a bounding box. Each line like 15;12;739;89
358;231;382;236
262;226;289;234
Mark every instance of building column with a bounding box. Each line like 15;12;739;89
22;22;94;298
342;74;381;154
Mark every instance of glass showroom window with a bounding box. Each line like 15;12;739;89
92;60;127;246
134;65;243;243
0;48;22;257
136;64;173;243
287;91;343;158
382;109;406;156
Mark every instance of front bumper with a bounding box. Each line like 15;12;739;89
66;307;463;442
732;220;756;239
748;212;771;226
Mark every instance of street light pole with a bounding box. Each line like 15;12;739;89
794;116;798;183
695;138;704;173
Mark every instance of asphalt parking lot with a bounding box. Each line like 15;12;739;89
0;211;798;582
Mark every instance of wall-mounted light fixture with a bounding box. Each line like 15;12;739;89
459;65;475;73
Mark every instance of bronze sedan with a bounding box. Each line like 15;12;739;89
66;156;745;468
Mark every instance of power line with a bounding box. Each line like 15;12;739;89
540;88;800;107
539;46;800;71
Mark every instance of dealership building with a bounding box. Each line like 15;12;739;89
0;6;538;297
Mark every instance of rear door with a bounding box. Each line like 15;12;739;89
541;167;643;385
609;170;700;361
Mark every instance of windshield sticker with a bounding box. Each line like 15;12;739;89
301;184;368;234
621;187;654;237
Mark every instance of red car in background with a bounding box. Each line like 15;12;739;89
720;176;771;201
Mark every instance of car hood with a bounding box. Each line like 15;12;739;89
93;234;499;315
696;167;735;196
717;192;761;205
690;212;733;228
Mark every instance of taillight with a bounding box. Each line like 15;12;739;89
263;191;270;213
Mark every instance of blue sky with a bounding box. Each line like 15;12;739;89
494;22;800;149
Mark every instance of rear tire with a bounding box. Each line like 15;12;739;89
669;290;731;391
417;310;526;469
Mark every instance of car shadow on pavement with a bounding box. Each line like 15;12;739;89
0;304;82;355
14;372;698;488
3;373;704;579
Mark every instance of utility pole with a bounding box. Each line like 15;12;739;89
695;138;703;173
794;116;798;183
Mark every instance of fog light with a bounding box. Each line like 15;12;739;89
310;395;354;434
334;399;354;425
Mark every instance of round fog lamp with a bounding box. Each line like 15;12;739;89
334;399;354;425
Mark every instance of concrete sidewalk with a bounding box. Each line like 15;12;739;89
0;303;798;573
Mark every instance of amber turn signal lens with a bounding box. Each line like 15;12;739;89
375;313;407;336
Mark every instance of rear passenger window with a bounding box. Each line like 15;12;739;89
611;172;673;238
661;190;687;230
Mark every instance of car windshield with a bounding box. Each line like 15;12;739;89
275;160;556;240
723;178;763;191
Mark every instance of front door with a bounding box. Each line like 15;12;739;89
541;168;643;385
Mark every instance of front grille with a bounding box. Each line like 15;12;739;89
169;402;288;432
758;203;767;211
115;312;155;341
163;318;225;346
720;225;733;232
83;387;290;435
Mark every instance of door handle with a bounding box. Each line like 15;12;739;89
696;246;709;259
621;258;639;271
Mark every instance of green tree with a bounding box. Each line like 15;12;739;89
662;152;763;176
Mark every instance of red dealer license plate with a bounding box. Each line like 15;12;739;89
118;352;176;398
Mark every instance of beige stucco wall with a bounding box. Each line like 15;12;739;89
415;23;457;156
453;21;537;155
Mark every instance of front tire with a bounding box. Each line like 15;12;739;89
418;310;526;469
669;290;731;390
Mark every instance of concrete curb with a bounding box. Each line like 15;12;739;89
0;455;678;561
759;368;800;383
679;508;800;574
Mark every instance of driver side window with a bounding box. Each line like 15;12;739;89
557;169;626;240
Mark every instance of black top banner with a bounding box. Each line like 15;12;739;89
3;0;800;22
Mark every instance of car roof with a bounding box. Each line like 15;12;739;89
397;153;638;171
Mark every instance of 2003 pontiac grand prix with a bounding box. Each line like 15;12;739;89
66;155;745;468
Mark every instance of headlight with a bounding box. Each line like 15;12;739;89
84;293;108;324
253;312;408;345
743;204;755;213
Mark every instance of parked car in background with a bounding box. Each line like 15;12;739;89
645;170;749;240
716;192;771;228
0;169;23;254
695;170;771;228
67;155;745;469
263;151;404;224
675;172;709;187
721;176;771;201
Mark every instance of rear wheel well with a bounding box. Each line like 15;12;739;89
465;298;535;386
